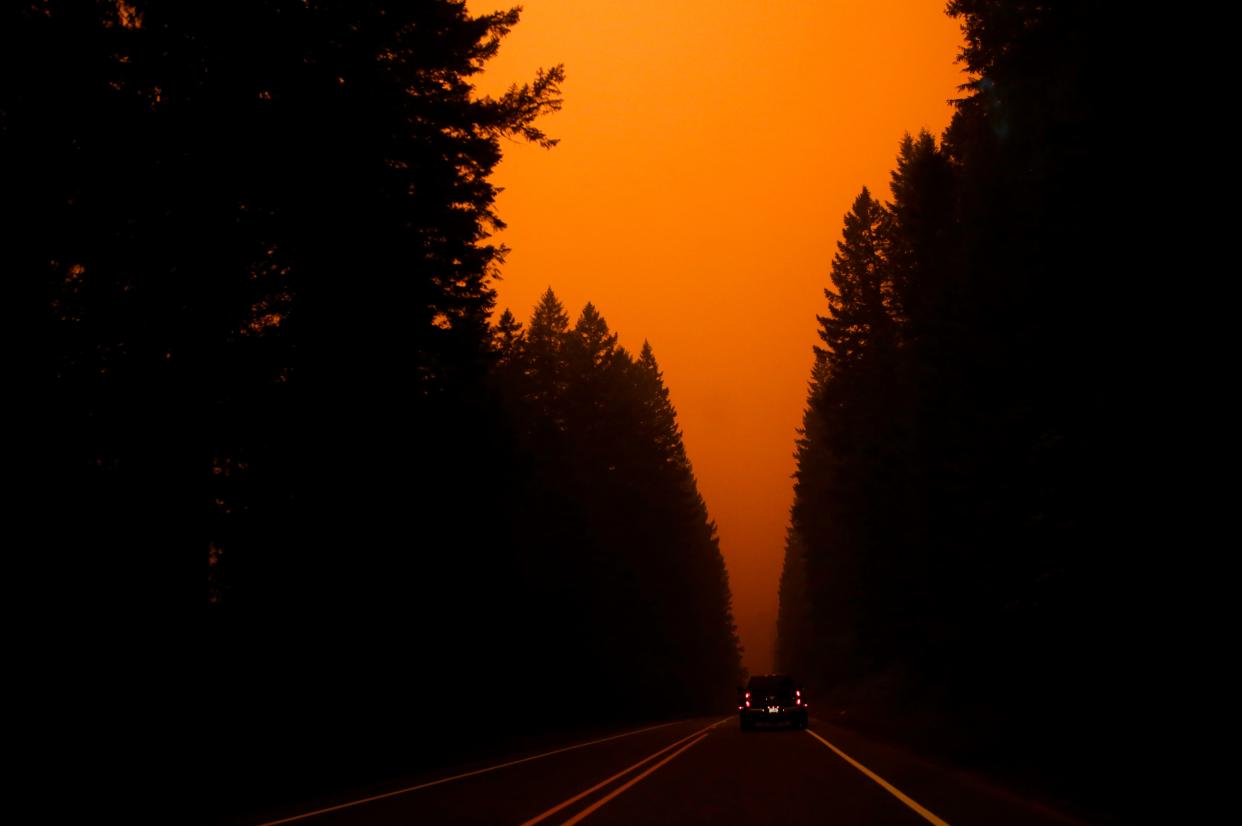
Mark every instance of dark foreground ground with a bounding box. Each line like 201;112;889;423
216;714;1098;825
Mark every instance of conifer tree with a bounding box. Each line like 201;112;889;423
523;288;572;406
492;309;525;365
885;131;959;342
818;187;896;374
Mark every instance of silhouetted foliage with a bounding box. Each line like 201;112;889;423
495;290;743;713
779;1;1127;819
10;2;740;819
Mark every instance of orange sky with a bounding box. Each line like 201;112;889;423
469;0;965;674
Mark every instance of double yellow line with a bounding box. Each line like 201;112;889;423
520;718;728;826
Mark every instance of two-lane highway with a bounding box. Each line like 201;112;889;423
241;716;1088;825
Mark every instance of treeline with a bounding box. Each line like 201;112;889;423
7;0;738;815
778;0;1130;816
492;291;742;713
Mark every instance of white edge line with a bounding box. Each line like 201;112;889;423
252;719;685;825
805;729;952;826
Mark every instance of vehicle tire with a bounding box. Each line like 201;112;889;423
740;718;753;732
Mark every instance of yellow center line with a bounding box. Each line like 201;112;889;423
559;733;709;825
805;729;952;826
253;719;685;826
519;718;728;826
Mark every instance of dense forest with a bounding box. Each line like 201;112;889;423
7;1;740;815
777;0;1133;818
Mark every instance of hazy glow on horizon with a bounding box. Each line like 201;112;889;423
470;0;965;673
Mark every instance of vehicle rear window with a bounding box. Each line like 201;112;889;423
747;676;793;693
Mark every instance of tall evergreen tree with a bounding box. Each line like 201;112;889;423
791;186;914;693
522;287;573;414
492;308;525;365
776;527;812;675
886;131;959;342
817;187;896;374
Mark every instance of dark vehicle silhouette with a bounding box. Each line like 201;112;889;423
738;674;808;730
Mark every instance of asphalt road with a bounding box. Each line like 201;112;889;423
237;716;1090;826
